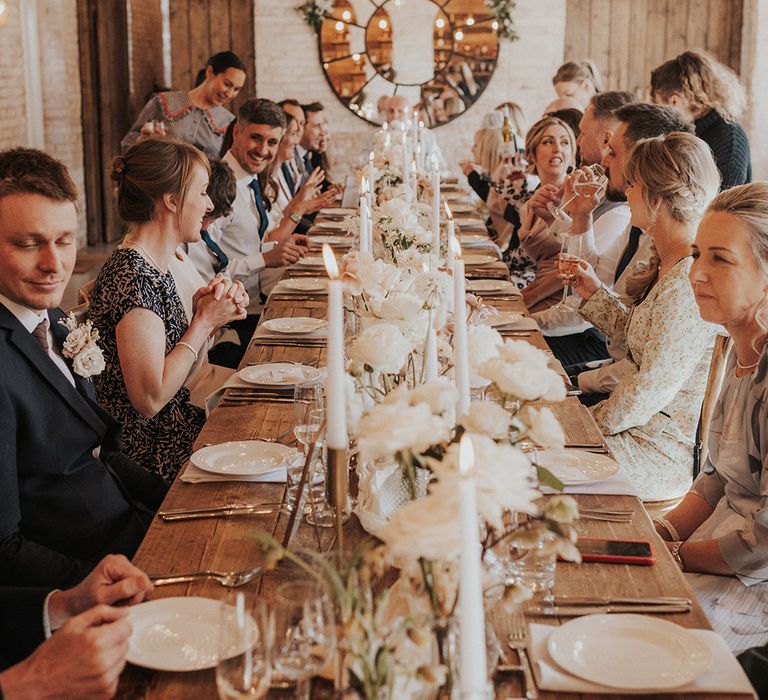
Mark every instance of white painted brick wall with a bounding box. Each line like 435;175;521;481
0;0;87;245
254;0;567;178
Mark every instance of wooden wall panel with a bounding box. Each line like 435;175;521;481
564;0;744;98
167;0;255;112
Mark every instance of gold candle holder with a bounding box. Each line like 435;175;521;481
326;446;348;554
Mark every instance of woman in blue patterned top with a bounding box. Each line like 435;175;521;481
655;182;768;651
90;139;246;481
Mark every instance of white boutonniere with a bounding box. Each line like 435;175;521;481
58;313;105;379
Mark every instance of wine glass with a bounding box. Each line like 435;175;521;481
547;164;608;223
551;234;584;313
286;379;325;501
217;594;273;700
272;580;336;700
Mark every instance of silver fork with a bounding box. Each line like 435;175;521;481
150;566;264;588
508;611;538;699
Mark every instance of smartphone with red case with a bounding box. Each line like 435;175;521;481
576;537;656;565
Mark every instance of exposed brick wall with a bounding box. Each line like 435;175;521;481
0;1;29;147
0;0;88;246
253;0;567;179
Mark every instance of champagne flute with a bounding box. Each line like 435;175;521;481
272;581;336;700
547;164;608;223
217;594;273;700
551;234;584;312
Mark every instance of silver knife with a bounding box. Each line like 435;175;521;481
529;603;692;617
553;595;690;606
160;506;287;521
159;502;283;516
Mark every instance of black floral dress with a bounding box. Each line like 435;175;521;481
90;249;205;481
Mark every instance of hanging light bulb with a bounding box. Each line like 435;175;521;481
455;29;464;40
466;15;475;26
436;17;445;29
335;20;344;32
342;9;351;21
378;18;388;29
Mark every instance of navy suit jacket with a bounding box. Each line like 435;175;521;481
0;305;167;589
0;587;48;669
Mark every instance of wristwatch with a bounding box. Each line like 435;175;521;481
288;210;302;225
671;540;685;571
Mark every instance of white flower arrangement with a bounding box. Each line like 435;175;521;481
58;313;105;379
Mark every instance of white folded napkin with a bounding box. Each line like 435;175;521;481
540;468;640;497
479;315;538;332
270;280;327;296
528;622;755;695
179;461;288;484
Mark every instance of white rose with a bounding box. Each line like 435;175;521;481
348;322;414;373
62;327;89;357
460;401;510;439
467;325;503;387
358;402;450;462
372;292;424;321
358;259;402;299
523;406;565;449
497;339;550;368
480;358;564;401
379;491;461;563
542;372;567;402
406;379;457;418
428;435;539;530
72;344;105;378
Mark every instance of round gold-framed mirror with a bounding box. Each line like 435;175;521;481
319;0;500;127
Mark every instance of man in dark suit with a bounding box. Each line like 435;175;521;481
0;147;167;589
0;554;152;697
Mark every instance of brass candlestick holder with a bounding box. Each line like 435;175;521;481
326;446;348;555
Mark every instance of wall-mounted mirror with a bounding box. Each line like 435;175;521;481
319;0;499;127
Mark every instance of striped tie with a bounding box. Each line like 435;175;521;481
32;318;49;353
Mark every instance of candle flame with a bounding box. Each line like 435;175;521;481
369;151;374;161
450;235;462;259
322;243;339;278
361;176;368;194
459;433;475;476
444;202;453;220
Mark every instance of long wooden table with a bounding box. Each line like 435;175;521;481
118;240;752;699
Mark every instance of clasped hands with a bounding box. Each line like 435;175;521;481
192;274;248;323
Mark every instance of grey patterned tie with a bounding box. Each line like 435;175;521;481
31;318;49;353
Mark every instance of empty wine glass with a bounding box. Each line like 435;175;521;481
272;580;336;700
287;379;324;470
547;163;608;223
217;594;273;700
551;233;585;313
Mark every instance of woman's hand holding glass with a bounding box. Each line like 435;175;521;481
527;183;562;226
565;258;602;301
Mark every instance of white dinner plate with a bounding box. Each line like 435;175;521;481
478;311;523;328
191;440;293;476
534;448;618;485
127;597;256;671
548;614;711;690
238;362;319;386
312;221;347;231
296;256;326;267
467;279;519;294
460;232;489;244
463;253;497;266
262;317;327;334
311;234;352;246
279;278;327;293
319;206;355;215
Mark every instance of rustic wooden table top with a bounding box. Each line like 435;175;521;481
118;217;751;699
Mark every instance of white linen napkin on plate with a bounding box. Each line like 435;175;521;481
252;323;328;341
528;622;756;695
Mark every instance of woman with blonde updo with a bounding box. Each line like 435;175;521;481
651;50;751;189
569;132;721;502
552;59;602;108
646;182;768;653
90;139;247;481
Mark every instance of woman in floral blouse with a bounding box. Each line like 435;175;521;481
570;132;720;502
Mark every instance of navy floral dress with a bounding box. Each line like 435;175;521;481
90;249;205;481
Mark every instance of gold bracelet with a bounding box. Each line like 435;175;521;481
176;341;198;362
653;517;680;542
671;540;685;571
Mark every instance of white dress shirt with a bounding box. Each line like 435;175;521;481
187;150;274;314
0;292;75;386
